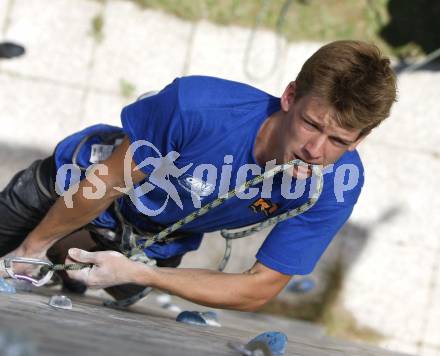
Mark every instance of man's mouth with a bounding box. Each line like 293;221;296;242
291;153;322;167
291;153;310;165
289;154;313;178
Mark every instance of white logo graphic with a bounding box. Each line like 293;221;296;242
121;140;192;216
55;139;362;213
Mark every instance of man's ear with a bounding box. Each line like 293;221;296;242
280;81;296;112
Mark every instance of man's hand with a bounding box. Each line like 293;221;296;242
65;248;147;289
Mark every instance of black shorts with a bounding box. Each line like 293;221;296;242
0;156;57;256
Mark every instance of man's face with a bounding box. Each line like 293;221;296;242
278;82;364;176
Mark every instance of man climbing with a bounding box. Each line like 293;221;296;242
0;40;397;311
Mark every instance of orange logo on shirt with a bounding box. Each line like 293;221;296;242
250;198;279;216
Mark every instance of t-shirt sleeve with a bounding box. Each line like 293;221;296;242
121;78;184;174
256;201;355;275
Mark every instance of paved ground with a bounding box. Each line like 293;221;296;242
0;0;439;355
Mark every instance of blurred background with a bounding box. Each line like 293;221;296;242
0;0;439;355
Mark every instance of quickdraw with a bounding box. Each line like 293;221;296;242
0;256;91;287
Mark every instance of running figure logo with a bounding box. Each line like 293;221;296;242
122;140;192;216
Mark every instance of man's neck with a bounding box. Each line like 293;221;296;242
253;110;283;166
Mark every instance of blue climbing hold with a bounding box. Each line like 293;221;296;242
249;331;288;356
201;311;218;320
176;310;221;327
176;311;207;326
287;278;315;293
0;278;16;294
200;311;221;327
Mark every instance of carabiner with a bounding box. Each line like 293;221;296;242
1;257;54;287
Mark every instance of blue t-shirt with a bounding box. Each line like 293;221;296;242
54;76;364;275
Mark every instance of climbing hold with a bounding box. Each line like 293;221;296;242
0;42;26;59
176;311;207;326
48;295;73;310
287;278;315;293
0;278;16;294
176;310;221;327
248;331;287;356
199;311;221;327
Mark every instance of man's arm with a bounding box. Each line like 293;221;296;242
138;261;292;311
11;136;146;258
66;248;292;312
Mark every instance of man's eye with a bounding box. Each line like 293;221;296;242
332;138;348;147
304;120;317;130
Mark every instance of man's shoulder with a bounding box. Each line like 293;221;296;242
335;149;364;172
176;75;273;112
178;75;268;93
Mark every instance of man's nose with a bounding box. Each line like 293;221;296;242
303;134;326;161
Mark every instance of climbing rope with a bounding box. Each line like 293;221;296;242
123;158;323;257
104;158;323;307
48;263;93;271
